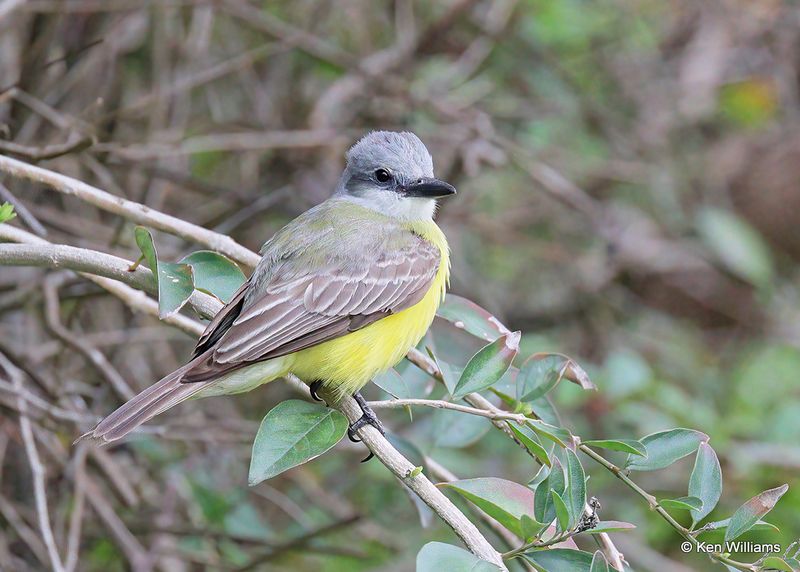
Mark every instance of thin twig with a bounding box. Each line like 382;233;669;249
0;352;65;572
368;398;527;423
0;154;261;268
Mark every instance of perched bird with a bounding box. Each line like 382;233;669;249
84;131;455;449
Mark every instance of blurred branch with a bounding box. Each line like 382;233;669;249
0;154;261;268
0;234;507;569
42;273;136;401
0;133;95;161
0;352;65;572
0;224;204;336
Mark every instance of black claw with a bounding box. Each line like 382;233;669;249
309;380;324;403
348;391;385;462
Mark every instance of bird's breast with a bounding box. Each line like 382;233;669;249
291;220;449;398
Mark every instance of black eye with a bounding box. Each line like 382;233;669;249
374;169;392;183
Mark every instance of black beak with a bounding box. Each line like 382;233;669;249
403;177;457;198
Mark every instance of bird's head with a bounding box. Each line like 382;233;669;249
336;131;456;220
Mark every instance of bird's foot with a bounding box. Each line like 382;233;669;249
309;380;326;404
348;392;385;463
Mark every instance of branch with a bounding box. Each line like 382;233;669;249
0;225;210;336
329;389;506;568
0;237;507;569
577;443;758;572
0;154;260;268
368;398;527;423
0;352;65;572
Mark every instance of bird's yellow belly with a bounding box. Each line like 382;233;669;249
290;270;444;398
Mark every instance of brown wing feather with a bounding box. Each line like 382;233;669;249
181;237;439;383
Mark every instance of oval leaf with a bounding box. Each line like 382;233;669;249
425;347;458;395
523;549;594;572
431;407;491;449
696;518;779;539
565;448;587;528
374;368;414;399
584;439;647;457
624;428;708;471
761;557;795;572
582;520;636;534
440;477;537;537
508;422;552;467
180;251;245;302
517;354;567;401
725;484;788;542
689;442;722;526
452;332;520;399
417;542;501;572
590;551;610;572
697;208;773;287
660;496;703;512
156;262;194;318
249;400;347;485
551;489;570;532
520;514;546;542
135;226;194;318
436;294;512;342
535;459;566;524
527;419;572;449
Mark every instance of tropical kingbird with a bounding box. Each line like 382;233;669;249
85;131;456;446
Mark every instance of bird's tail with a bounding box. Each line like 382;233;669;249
79;358;208;445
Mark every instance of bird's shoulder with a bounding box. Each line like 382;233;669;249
257;198;433;269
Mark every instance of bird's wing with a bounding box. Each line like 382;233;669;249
182;235;440;383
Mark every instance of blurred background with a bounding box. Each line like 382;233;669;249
1;1;799;570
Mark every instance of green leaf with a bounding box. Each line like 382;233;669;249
581;521;636;534
696;518;779;539
624;428;708;471
725;484;788;542
590;551;610;572
517;353;596;401
431;407;491;449
761;556;795;572
0;202;16;224
522;549;594;572
529;464;550;488
689;442;722;526
527;419;571;449
583;439;647;457
425;347;458;395
135;226;194;318
697;208;774;288
551;489;570;532
440;477;538;537
416;542;501;572
508;422;552;467
452;332;520;399
436;294;512;342
520;514;546;542
660;496;703;512
534;459;566;524
565;449;587;528
248;400;347;485
180;251;245;302
517;354;566;401
373;368;414;399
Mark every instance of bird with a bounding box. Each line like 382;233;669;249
83;131;456;450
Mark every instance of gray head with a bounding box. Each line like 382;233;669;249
336;131;456;220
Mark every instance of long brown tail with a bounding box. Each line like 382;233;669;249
80;357;209;445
